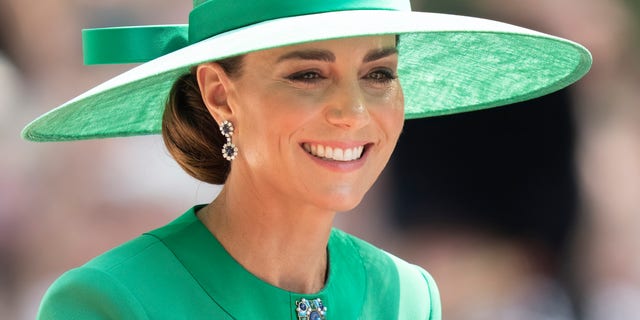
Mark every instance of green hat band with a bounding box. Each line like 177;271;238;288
83;0;409;65
190;0;408;43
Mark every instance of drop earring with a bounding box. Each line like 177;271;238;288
219;120;238;161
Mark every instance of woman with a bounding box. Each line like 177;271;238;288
22;0;591;319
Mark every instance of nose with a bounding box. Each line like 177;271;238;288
325;81;370;129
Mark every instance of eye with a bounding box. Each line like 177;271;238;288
365;68;397;83
287;70;325;83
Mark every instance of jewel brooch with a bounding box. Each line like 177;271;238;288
295;298;327;320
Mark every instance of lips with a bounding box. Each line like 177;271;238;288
302;143;365;162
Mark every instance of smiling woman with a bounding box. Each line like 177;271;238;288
194;37;404;213
22;0;591;319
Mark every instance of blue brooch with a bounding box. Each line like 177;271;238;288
295;298;327;320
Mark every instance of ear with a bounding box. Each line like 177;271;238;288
196;63;235;125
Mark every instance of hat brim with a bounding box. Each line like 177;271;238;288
22;10;592;142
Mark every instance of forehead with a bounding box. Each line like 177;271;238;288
247;35;397;61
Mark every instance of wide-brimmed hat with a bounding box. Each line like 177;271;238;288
22;0;591;142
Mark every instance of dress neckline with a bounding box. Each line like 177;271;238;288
146;205;367;319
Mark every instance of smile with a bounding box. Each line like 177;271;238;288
302;143;365;162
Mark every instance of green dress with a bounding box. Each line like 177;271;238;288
38;206;441;319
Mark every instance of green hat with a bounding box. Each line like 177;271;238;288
22;0;592;142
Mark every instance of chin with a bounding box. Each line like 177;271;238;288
319;192;367;212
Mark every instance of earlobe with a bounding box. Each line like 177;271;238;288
196;63;234;124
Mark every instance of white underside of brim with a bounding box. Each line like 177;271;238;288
59;10;556;107
23;9;591;141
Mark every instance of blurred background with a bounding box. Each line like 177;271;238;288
1;0;639;319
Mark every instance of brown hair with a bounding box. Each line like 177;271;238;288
162;55;244;184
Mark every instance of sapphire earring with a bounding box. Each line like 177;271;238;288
220;120;238;161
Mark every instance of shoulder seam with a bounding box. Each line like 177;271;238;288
99;235;164;272
339;231;370;317
49;266;151;319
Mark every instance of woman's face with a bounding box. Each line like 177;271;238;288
220;35;404;212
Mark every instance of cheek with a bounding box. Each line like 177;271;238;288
378;90;405;143
234;95;314;160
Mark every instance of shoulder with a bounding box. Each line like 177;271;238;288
331;229;442;320
38;213;202;320
38;208;230;319
384;251;442;320
38;235;164;319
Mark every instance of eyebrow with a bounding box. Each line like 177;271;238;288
276;47;398;63
363;47;398;63
277;49;335;63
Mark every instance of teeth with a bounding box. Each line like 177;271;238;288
303;143;365;161
333;148;343;160
317;145;325;157
344;148;353;160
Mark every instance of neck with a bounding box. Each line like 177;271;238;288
199;180;336;294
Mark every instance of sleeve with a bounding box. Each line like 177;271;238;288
417;266;442;320
386;251;442;320
37;267;149;320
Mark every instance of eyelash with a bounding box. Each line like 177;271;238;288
287;71;323;83
366;69;397;83
286;69;397;84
